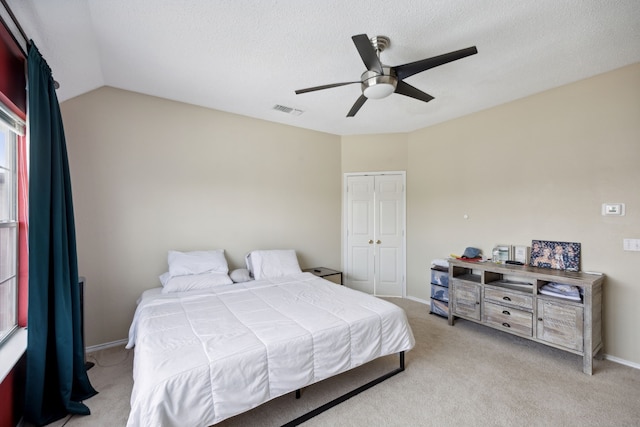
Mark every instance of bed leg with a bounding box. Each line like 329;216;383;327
282;351;406;426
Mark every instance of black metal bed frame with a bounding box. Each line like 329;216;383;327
281;351;405;427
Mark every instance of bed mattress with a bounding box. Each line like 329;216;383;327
125;272;415;426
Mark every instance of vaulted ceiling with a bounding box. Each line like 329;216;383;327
6;0;640;135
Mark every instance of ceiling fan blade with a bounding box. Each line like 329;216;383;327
295;81;360;94
347;95;367;117
352;34;383;74
395;80;434;103
394;46;478;80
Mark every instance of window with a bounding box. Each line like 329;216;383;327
0;105;22;345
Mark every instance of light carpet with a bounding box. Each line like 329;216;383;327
46;298;640;426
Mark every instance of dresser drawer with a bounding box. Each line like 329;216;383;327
484;287;533;310
483;301;533;336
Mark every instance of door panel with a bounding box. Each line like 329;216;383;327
378;247;398;278
374;175;403;296
346;176;374;294
352;201;370;235
379;200;399;235
348;246;373;293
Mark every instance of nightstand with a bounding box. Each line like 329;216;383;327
303;267;343;285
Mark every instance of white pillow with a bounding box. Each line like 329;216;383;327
230;268;252;283
248;249;302;280
168;250;229;276
159;271;171;286
161;272;233;294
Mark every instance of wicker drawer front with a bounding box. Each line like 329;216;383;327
483;301;533;336
484;287;533;310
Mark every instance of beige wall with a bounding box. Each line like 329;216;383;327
62;64;639;367
404;64;639;364
341;133;408;172
339;63;637;365
61;87;342;347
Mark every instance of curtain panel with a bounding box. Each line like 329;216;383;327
24;42;97;426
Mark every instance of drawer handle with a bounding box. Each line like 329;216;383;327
537;317;543;321
503;296;511;301
502;322;511;328
502;310;510;315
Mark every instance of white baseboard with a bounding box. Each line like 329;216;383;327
86;338;128;353
603;353;640;370
405;295;429;305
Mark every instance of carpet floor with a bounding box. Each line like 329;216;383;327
46;298;640;426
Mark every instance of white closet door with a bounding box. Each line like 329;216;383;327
345;173;405;297
374;175;404;296
346;176;375;294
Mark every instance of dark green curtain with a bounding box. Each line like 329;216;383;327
24;42;97;426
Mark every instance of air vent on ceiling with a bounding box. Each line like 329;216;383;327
273;105;304;116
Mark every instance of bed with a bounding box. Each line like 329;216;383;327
125;250;415;426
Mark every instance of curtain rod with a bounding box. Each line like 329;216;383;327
1;0;60;89
0;0;28;57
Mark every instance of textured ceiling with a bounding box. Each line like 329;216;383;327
5;0;640;135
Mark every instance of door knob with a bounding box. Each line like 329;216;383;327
376;240;381;244
368;240;373;244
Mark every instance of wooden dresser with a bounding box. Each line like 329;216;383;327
448;259;604;374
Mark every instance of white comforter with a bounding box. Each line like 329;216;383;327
125;272;415;427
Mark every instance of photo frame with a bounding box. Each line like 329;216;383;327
513;245;531;264
492;245;512;263
530;240;580;271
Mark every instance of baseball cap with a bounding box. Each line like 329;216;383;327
461;247;481;259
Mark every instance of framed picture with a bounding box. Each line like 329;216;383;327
530;240;580;272
492;245;512;263
513;245;530;264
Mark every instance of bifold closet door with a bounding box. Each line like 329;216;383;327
346;174;404;297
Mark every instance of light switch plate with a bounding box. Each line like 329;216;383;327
602;203;625;216
623;239;640;251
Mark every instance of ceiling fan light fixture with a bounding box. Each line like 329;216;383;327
361;72;397;99
363;81;395;99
